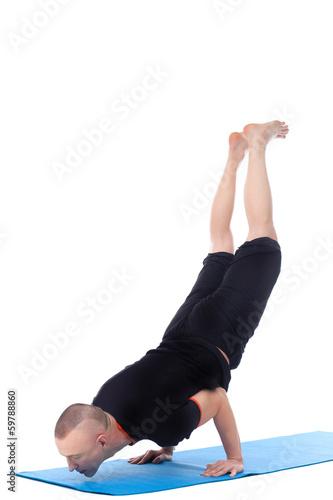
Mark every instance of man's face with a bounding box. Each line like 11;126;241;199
55;420;106;477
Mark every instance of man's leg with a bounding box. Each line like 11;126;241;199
197;121;288;367
242;120;289;242
163;132;247;340
209;133;248;254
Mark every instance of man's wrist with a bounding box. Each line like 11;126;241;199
227;456;243;463
162;446;174;454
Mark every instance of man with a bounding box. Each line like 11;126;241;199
55;120;289;479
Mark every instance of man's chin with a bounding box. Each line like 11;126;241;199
83;470;97;477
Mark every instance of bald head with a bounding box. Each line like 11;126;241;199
55;404;132;477
54;403;110;440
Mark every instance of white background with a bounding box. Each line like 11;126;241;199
1;0;333;499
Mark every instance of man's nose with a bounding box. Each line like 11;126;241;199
67;458;77;472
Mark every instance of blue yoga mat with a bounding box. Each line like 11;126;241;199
17;431;333;496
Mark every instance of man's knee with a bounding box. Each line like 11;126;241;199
209;232;235;254
246;225;278;242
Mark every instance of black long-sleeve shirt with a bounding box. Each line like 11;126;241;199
92;337;230;447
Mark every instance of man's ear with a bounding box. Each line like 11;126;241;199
97;434;109;447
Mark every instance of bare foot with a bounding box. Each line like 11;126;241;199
242;120;289;150
228;131;248;164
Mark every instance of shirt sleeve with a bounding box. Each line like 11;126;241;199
153;398;202;447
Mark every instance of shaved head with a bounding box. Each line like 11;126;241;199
55;404;130;477
54;403;110;440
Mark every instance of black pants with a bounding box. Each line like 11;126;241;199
162;237;282;369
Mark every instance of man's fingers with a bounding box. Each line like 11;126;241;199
137;451;154;464
201;459;243;477
128;456;145;464
129;450;172;466
201;463;218;475
128;458;140;464
128;450;153;464
213;466;231;476
201;465;233;477
152;453;172;464
212;466;237;477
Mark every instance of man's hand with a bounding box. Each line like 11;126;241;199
200;458;244;478
128;447;173;465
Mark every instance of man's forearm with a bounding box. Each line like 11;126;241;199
213;394;243;461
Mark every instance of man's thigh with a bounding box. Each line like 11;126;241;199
162;251;234;339
183;237;282;366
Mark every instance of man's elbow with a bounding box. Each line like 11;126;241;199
214;388;229;416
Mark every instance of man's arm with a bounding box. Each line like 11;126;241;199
213;390;242;461
191;387;244;477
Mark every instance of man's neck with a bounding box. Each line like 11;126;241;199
103;412;131;460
